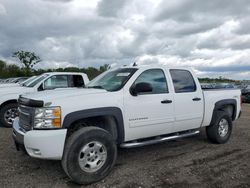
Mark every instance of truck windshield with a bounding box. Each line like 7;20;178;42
87;68;137;91
25;74;49;87
21;76;37;86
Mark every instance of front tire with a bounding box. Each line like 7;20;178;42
206;111;233;144
0;103;18;128
62;126;117;185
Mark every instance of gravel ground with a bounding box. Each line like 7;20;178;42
0;104;249;188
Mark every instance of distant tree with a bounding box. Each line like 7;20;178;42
82;67;100;80
12;51;41;75
7;64;23;77
0;60;6;78
0;59;25;78
99;64;110;72
63;67;81;72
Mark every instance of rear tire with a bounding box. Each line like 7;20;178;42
62;126;117;185
0;103;18;128
206;111;232;144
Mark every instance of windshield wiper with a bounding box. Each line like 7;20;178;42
87;85;105;89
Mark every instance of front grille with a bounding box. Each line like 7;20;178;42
19;105;34;131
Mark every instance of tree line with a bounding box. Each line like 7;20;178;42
198;77;239;83
0;51;109;80
0;60;109;80
0;51;240;82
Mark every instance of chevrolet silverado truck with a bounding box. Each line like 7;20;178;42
12;65;241;184
0;72;89;127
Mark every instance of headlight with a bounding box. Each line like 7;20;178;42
34;107;61;129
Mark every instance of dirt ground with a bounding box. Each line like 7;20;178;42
0;104;249;188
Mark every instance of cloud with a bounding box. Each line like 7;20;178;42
0;0;250;79
41;0;73;3
0;3;6;15
154;0;249;22
97;0;127;17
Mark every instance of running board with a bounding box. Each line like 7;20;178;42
120;130;200;148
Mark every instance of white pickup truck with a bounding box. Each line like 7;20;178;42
0;72;89;127
12;65;241;185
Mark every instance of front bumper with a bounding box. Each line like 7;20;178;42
12;118;26;152
12;118;67;160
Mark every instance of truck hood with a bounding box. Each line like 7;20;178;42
0;85;28;95
21;88;108;103
0;83;19;88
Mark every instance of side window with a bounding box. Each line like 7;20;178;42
133;69;168;94
170;69;196;93
71;75;85;87
44;75;69;90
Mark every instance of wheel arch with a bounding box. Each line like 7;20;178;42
62;107;125;144
210;99;237;125
0;99;18;110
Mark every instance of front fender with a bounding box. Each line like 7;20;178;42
62;107;125;143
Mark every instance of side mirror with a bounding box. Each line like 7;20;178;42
130;82;153;96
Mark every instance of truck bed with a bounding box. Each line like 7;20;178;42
201;89;241;127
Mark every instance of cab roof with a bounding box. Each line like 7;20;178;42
43;72;87;76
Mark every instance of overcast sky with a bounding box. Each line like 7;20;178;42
0;0;250;79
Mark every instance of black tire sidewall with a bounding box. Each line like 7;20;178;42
0;103;18;128
207;111;233;144
63;127;117;185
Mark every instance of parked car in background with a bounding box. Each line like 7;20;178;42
242;92;250;103
242;85;250;95
2;78;16;83
200;83;214;89
0;76;36;88
214;83;235;89
12;77;29;84
0;78;8;83
13;65;242;185
0;72;89;127
0;77;28;85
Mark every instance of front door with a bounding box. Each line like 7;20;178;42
124;69;175;141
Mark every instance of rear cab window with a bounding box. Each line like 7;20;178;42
170;69;197;93
69;75;85;87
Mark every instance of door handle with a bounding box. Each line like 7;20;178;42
161;99;172;104
193;97;201;101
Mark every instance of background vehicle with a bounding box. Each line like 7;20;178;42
13;65;241;184
2;78;16;84
11;77;29;84
242;92;250;103
200;83;214;89
214;83;235;89
242;85;250;95
0;72;89;127
0;76;33;88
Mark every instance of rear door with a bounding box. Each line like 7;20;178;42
169;69;203;132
